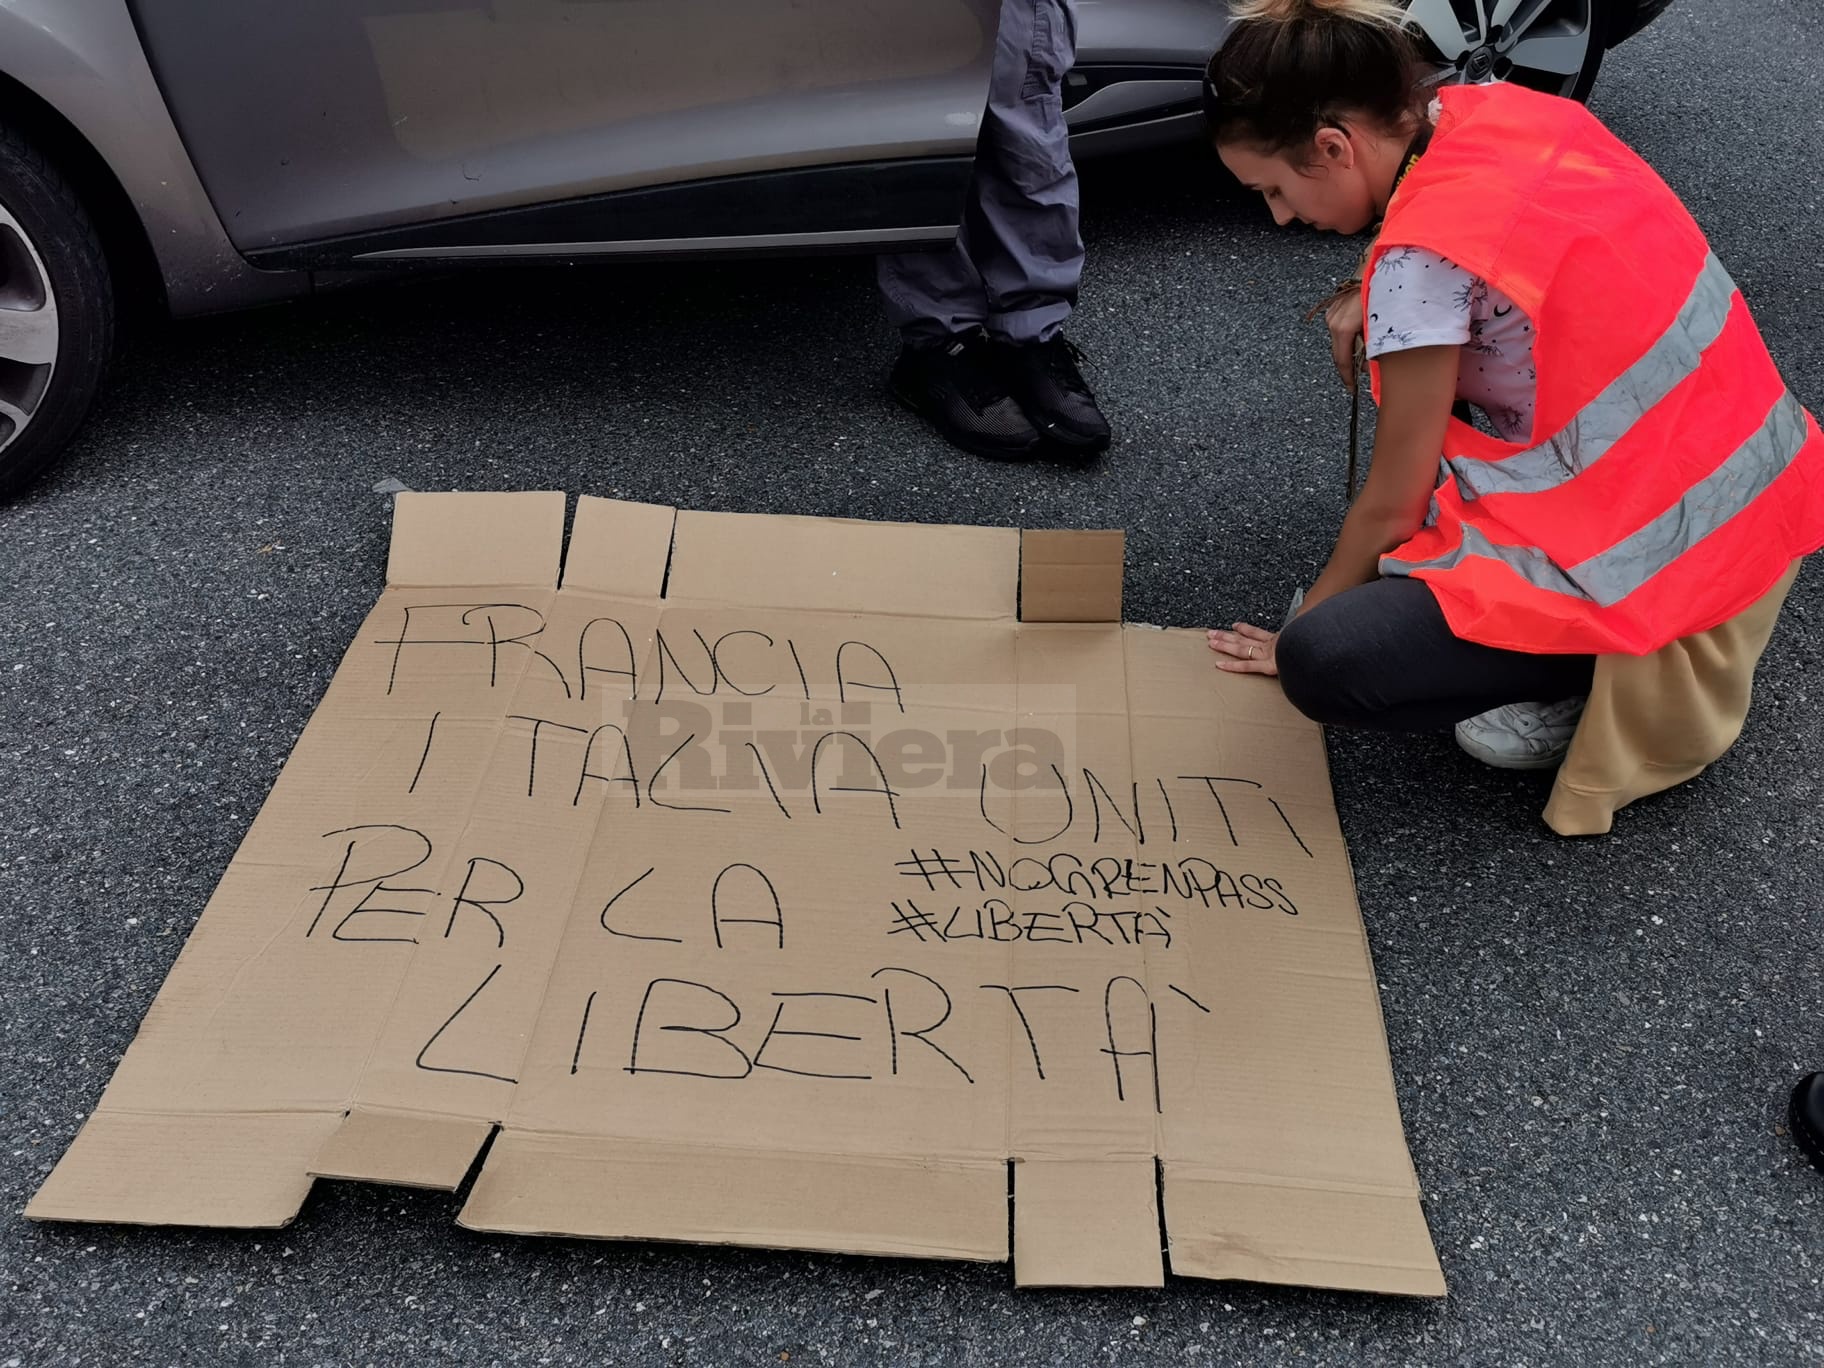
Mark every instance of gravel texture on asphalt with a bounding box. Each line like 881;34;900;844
3;2;1821;1364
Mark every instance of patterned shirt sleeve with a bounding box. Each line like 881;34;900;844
1365;247;1481;359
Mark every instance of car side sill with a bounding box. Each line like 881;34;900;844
245;155;972;270
352;225;955;263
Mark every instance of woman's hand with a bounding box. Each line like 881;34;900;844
1325;286;1365;391
1207;622;1280;676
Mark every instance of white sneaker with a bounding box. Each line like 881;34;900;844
1454;697;1587;770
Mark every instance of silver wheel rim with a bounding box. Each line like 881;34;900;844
1404;0;1597;98
0;201;60;457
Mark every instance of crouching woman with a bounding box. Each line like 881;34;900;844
1202;0;1824;832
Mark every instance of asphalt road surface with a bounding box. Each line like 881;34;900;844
4;2;1821;1364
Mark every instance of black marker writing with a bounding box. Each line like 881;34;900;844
575;723;642;808
577;616;638;702
980;984;1079;1080
752;992;877;1081
811;731;901;829
648;732;732;814
408;713;441;794
835;641;905;715
1269;798;1314;858
331;879;437;944
1101;975;1162;1113
1178;776;1263;848
710;630;778;697
787;639;812;700
625;978;754;1079
1083;769;1144;846
571;990;599;1075
1157;777;1178;843
307;825;434;938
1168;984;1212;1014
599;866;680;943
415;962;517;1084
444;857;523;949
652;628;719;704
978;763;1073;846
510;714;588;800
871;967;973;1084
375;602;553;695
711;863;785;950
747;742;793;820
894;849;973;889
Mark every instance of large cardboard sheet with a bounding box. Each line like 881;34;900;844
27;493;1444;1295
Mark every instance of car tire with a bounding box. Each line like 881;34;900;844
1404;0;1614;104
1557;0;1610;104
0;120;113;498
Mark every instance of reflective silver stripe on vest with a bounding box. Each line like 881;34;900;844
1448;252;1738;500
1386;390;1812;606
1574;390;1811;603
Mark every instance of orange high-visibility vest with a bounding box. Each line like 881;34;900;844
1364;82;1824;656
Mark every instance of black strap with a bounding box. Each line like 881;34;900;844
1388;122;1434;204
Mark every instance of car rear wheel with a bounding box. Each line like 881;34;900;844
0;121;113;498
1404;0;1611;103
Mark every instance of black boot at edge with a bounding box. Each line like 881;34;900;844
889;332;1044;462
1002;333;1113;458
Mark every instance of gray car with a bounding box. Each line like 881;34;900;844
0;0;1671;495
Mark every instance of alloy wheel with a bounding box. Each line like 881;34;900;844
1404;0;1601;97
0;200;59;457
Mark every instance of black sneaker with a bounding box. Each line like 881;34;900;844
889;332;1043;462
1792;1073;1824;1173
1002;334;1112;456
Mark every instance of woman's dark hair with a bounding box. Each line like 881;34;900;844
1204;0;1428;156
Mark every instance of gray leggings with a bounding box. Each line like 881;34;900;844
1275;577;1595;731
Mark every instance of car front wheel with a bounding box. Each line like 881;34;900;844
0;121;113;498
1404;0;1613;103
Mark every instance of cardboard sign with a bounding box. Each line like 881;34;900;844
27;494;1444;1295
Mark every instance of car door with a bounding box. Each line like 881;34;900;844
128;0;1000;267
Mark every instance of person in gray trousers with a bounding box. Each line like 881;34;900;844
878;0;1111;462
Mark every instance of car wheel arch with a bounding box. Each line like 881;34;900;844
0;68;166;321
